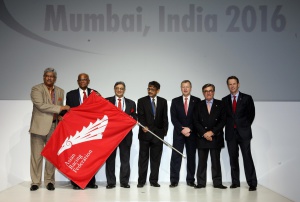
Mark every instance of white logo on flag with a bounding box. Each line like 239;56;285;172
57;115;108;155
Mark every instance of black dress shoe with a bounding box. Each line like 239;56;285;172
169;183;178;188
87;184;98;189
46;183;55;191
230;184;240;189
30;185;39;191
194;184;206;189
120;184;130;188
214;184;227;189
150;182;160;187
187;182;196;187
73;185;81;190
249;186;257;191
137;183;144;188
106;184;116;189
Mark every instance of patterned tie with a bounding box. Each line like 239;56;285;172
152;98;156;118
207;101;211;114
184;97;188;115
118;98;122;110
232;96;237;113
83;91;87;102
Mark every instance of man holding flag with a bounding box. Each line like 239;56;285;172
105;81;137;189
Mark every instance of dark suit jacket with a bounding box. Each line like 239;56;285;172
106;96;137;140
137;96;168;142
171;95;201;135
66;88;92;108
193;99;225;148
222;92;255;141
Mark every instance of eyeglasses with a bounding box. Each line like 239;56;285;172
203;90;214;93
115;87;125;91
78;79;89;82
147;88;157;92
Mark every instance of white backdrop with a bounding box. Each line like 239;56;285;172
1;101;300;201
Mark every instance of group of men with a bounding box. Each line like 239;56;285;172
29;67;257;192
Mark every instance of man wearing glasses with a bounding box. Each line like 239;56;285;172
137;81;168;188
193;83;227;189
105;81;137;189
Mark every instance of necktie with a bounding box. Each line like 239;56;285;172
118;98;122;110
233;96;237;128
184;97;188;115
232;96;237;113
207;101;211;114
83;91;87;102
152;98;156;117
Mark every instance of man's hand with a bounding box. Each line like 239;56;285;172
142;126;149;133
203;131;214;141
61;105;70;111
181;127;191;137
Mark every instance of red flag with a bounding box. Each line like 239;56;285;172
41;91;137;189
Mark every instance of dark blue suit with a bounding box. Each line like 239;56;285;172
170;95;201;184
222;92;257;187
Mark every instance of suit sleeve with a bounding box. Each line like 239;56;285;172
129;100;137;121
162;99;169;136
170;99;183;133
31;85;61;114
193;103;206;136
247;95;255;125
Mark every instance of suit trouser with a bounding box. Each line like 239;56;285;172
138;139;163;184
30;123;56;186
170;133;197;183
196;148;222;186
226;129;257;187
106;134;132;185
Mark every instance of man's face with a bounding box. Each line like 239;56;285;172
181;82;191;97
147;85;159;98
203;86;215;101
43;72;56;87
227;79;240;95
77;74;90;90
114;84;125;98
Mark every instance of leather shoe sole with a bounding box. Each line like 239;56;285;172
169;183;178;188
106;184;116;189
88;184;98;189
30;185;39;191
46;183;55;191
121;184;130;188
150;183;160;187
230;184;240;189
137;184;144;188
214;184;227;189
194;184;206;189
187;182;196;187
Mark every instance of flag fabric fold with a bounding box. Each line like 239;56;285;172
41;91;137;188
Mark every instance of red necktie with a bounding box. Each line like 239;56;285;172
83;91;87;102
232;96;237;113
184;97;188;115
118;98;122;110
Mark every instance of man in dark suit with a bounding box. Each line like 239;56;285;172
105;81;137;189
222;76;257;191
137;81;168;188
169;80;200;188
63;73;98;190
193;83;227;189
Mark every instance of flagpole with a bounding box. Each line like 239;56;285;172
137;122;186;158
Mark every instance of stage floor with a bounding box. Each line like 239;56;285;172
0;182;292;202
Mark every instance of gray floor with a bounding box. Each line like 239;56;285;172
0;182;293;202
